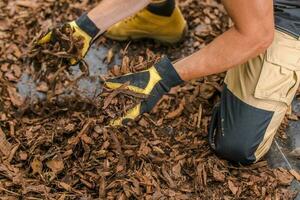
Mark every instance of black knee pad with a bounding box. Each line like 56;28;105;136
208;85;274;165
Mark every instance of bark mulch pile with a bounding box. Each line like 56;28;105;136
0;0;300;199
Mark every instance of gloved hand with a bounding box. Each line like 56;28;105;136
38;13;100;65
106;57;183;126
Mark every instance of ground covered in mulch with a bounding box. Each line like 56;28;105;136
1;0;300;199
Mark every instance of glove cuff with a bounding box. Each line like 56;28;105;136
154;57;184;88
75;13;100;39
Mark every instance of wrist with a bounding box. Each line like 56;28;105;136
75;13;100;39
173;61;189;81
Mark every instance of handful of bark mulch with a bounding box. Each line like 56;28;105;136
17;24;144;122
25;24;86;86
29;24;84;64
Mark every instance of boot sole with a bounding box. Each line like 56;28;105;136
105;24;188;45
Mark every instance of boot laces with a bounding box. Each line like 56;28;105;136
124;14;139;24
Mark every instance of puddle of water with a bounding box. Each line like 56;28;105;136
16;44;121;103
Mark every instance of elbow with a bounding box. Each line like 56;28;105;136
237;26;275;55
256;30;274;53
251;28;275;54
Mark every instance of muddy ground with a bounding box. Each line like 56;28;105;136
1;0;300;199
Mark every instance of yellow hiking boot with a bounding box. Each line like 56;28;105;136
105;6;187;44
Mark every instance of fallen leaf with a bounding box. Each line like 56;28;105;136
228;180;238;195
46;157;64;174
31;156;43;174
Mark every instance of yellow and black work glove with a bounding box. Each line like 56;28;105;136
106;57;183;126
38;13;100;65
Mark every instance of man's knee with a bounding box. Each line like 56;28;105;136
208;85;275;165
214;139;256;165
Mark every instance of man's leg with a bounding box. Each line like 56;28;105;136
105;0;187;44
87;0;151;34
208;31;300;164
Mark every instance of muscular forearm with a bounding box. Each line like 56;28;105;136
174;26;274;81
87;0;150;34
174;0;274;81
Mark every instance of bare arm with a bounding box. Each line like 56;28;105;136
87;0;151;34
174;0;274;81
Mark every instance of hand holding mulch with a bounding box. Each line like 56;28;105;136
37;13;100;65
106;57;183;126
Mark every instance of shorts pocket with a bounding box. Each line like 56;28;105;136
254;32;300;105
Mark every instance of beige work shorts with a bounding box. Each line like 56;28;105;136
208;31;300;164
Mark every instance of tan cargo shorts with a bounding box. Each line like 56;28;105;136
208;31;300;164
